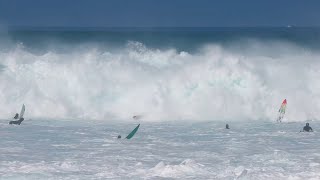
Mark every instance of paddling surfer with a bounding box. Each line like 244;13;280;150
302;123;313;132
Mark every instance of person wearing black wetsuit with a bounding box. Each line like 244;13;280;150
14;113;19;119
303;123;313;132
226;124;230;129
9;113;24;125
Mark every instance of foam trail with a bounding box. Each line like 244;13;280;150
0;40;320;122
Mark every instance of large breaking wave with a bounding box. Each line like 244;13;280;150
0;38;320;122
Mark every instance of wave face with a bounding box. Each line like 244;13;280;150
1;28;320;121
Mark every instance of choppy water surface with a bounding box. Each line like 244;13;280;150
1;120;319;179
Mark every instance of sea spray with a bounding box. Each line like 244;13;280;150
0;30;320;122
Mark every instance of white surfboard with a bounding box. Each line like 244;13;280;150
20;104;25;119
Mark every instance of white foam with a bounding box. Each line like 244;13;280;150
143;159;208;178
0;41;320;122
1;120;320;179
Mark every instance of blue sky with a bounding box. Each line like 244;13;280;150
0;0;319;27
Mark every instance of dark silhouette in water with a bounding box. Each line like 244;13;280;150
14;113;19;119
117;135;122;139
303;123;313;132
9;118;24;125
226;124;229;129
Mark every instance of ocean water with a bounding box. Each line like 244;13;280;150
1;27;320;179
0;120;320;179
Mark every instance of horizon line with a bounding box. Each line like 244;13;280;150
5;25;320;32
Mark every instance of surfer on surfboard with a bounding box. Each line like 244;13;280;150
9;104;25;125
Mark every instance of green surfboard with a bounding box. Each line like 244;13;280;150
126;124;140;139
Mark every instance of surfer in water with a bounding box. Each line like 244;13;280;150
226;124;230;129
14;113;19;119
117;135;121;139
303;123;313;132
9;117;24;125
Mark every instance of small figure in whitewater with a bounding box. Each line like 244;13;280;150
117;135;122;139
9;104;25;125
226;124;230;129
133;115;142;120
14;113;19;119
9;117;24;125
303;123;313;132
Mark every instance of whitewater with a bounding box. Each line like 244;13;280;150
0;28;320;179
